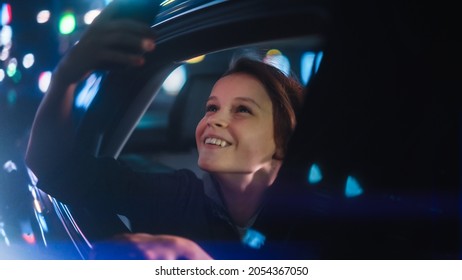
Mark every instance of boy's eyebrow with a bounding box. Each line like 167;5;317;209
207;96;262;109
235;97;261;109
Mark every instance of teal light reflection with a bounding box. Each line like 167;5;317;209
242;228;265;249
75;73;102;109
307;163;323;184
301;52;315;85
301;51;323;86
345;176;363;198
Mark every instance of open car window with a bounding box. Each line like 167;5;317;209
120;36;324;175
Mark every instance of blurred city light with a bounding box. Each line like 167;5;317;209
0;25;12;46
59;11;77;35
22;53;35;69
6;57;17;77
38;71;52;93
36;10;51;24
0;46;10;61
11;69;21;83
162;65;187;95
1;3;12;25
3;160;17;172
84;9;101;25
264;49;290;76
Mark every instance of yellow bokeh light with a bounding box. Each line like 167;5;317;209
185;55;205;64
266;49;282;56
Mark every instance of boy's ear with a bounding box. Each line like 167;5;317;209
273;146;285;161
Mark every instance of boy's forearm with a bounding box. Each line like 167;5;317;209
25;69;79;179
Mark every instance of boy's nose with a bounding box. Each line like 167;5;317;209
207;114;228;128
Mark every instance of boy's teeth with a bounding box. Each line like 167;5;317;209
205;137;228;147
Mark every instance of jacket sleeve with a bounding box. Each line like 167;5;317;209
36;149;204;225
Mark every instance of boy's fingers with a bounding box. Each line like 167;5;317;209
99;51;146;67
103;20;155;38
98;32;155;54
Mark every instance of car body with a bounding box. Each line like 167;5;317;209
0;0;460;259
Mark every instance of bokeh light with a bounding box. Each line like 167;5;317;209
264;49;290;76
0;25;13;46
0;49;9;61
1;3;12;25
6;57;17;77
162;65;187;95
36;10;51;24
22;53;35;69
84;9;101;25
38;71;52;93
59;11;77;35
185;55;205;64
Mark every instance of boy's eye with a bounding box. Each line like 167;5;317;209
206;104;218;112
236;105;251;114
